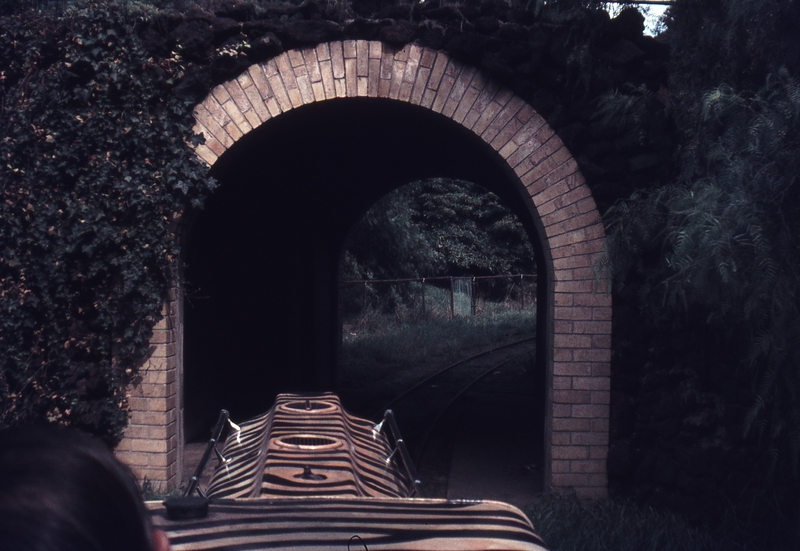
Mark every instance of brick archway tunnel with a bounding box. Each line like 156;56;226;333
183;97;539;436
117;41;611;499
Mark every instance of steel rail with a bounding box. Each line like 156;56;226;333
413;357;516;466
370;336;536;419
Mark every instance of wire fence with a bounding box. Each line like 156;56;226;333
340;274;536;326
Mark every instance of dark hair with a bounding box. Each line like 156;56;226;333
0;425;154;551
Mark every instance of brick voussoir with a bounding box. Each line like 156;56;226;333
528;157;579;197
512;113;547;145
287;48;305;68
241;80;271;122
357;40;370;77
193;106;233;149
431;72;456;113
194;144;218;166
403;44;422;82
407;63;428;103
550;237;605;260
470;99;502;134
465;80;499;124
419;46;436;67
534;179;572;212
442;65;477;117
545;211;602;239
452;83;482;124
225;79;254;118
200;96;236;137
275;53;299;90
425;51;447;90
541;201;581;227
482;95;524;141
303;47;322;82
265;67;293;112
331;41;345;79
508;139;541;170
319;59;336;99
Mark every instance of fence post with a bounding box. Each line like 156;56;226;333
363;281;368;313
449;276;454;318
520;274;525;311
421;278;426;320
471;277;476;316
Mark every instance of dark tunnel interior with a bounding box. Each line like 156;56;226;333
182;98;548;439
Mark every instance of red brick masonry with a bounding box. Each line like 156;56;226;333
117;41;612;499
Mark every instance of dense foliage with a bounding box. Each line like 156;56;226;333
527;492;722;551
341;179;536;281
604;0;800;543
0;2;214;443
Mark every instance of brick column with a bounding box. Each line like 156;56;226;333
115;289;180;490
547;274;612;499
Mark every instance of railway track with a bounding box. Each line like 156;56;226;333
369;337;537;465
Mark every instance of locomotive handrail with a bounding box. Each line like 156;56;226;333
185;409;230;497
380;409;423;498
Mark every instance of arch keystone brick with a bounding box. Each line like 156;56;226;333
121;41;612;499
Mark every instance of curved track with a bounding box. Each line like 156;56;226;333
369;337;537;465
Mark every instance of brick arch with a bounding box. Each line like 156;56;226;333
118;40;611;499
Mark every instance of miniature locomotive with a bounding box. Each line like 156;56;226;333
148;393;547;550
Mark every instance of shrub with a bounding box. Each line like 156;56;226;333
526;492;724;551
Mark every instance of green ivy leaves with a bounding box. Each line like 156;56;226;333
0;1;214;444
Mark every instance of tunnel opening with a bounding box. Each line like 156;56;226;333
336;176;544;502
182;98;548;466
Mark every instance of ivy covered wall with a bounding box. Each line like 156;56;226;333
0;3;214;443
1;0;670;445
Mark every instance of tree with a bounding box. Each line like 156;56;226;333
341;178;535;281
604;0;800;542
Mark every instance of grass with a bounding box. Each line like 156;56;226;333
526;492;730;551
341;308;536;368
141;478;185;501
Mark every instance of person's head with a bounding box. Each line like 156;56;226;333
0;425;170;551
